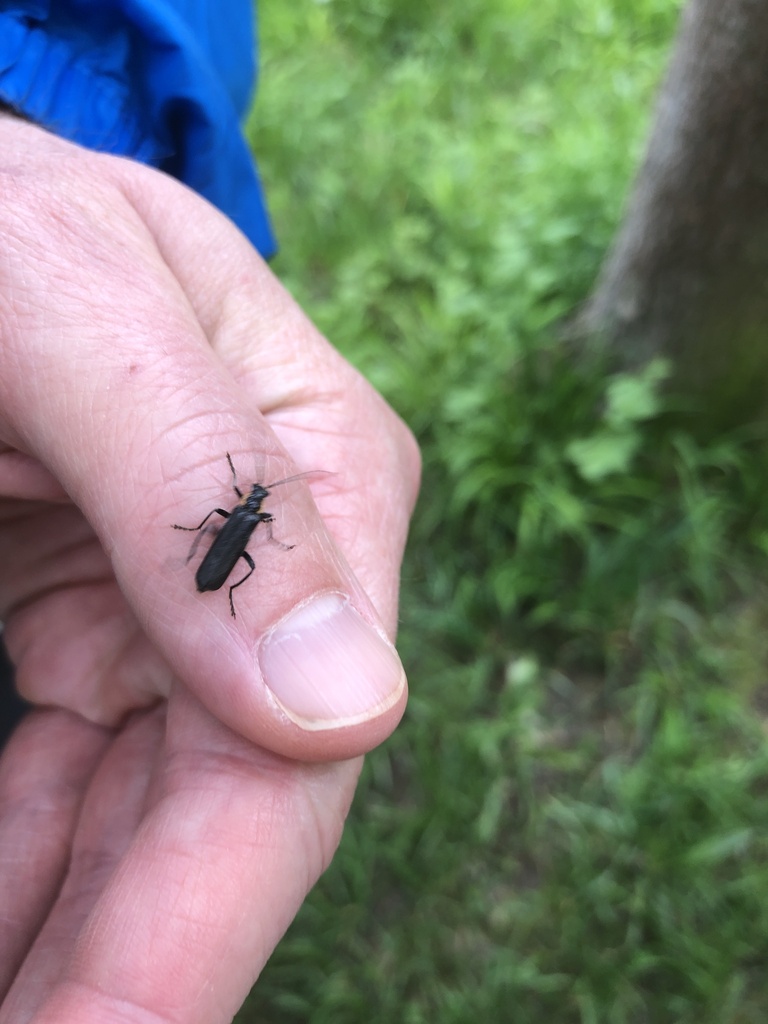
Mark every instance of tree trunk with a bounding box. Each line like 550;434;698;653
583;0;768;426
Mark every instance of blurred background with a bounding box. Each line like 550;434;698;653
239;2;768;1021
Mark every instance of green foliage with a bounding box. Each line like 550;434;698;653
240;1;768;1022
566;359;669;481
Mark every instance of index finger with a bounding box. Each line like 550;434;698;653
25;691;361;1024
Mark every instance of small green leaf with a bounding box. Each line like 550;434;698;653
605;358;670;426
566;430;641;481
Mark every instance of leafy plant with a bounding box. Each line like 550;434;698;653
240;2;768;1022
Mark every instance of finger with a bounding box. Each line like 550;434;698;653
0;505;170;723
0;711;110;998
120;164;421;633
0;129;406;759
28;689;359;1024
0;709;163;1022
0;450;67;502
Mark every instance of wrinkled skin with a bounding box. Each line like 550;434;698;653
0;114;420;1023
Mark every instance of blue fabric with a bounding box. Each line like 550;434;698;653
0;0;276;257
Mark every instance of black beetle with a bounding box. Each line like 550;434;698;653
173;453;309;617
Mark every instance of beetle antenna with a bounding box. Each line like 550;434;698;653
266;470;335;490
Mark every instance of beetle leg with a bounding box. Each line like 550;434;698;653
228;551;256;618
173;508;230;563
173;507;230;532
262;513;295;552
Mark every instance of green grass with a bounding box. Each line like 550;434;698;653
239;2;768;1021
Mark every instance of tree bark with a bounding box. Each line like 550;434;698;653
583;0;768;426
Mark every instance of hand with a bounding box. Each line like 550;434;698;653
0;114;420;1021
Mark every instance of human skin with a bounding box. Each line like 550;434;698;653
0;113;420;1022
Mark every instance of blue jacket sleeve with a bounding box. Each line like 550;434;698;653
0;0;276;258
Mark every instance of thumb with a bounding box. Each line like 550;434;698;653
154;446;408;761
0;142;406;761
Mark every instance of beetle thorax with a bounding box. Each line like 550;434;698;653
244;484;270;507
